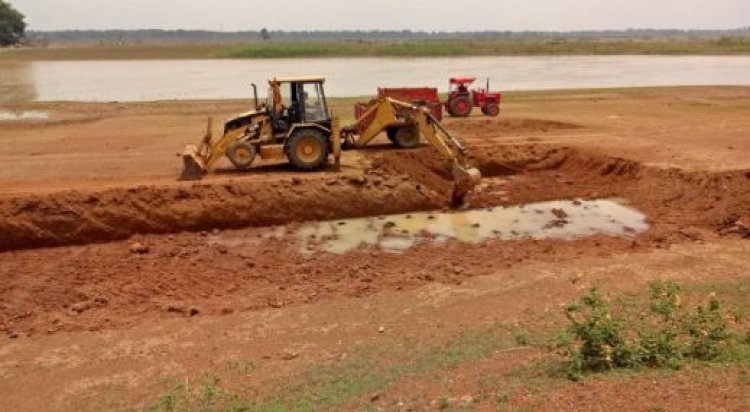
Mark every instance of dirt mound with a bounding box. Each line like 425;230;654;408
372;144;572;181
496;118;581;133
5;144;745;253
471;144;571;176
0;228;643;338
2;142;746;253
469;148;750;242
2;144;564;252
370;149;455;192
0;168;444;252
632;167;750;239
450;117;581;136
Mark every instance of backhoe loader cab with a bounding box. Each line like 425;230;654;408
267;77;331;133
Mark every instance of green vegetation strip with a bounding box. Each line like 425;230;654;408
3;37;750;61
218;38;750;58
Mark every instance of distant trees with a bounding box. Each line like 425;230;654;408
260;28;271;41
23;28;750;46
0;0;25;47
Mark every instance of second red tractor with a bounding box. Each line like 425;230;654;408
445;77;502;118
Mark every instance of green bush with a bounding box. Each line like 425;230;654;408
0;0;26;47
683;294;731;360
563;288;627;373
560;282;746;380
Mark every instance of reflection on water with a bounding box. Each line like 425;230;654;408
294;199;648;254
0;110;49;121
0;62;37;103
2;56;750;102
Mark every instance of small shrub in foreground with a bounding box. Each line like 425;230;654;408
559;282;747;380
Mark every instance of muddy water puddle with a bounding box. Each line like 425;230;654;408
0;110;49;121
291;199;648;254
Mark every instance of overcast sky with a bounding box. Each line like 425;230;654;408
10;0;750;31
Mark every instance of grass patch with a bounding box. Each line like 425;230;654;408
220;41;472;59
221;38;750;59
151;376;238;412
221;43;363;59
148;324;526;411
4;37;750;61
0;44;222;61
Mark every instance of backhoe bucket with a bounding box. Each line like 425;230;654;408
179;117;214;181
451;164;482;207
179;144;207;181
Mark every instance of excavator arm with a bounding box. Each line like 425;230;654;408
345;97;481;205
414;109;482;205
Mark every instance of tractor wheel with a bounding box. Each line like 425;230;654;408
448;96;472;117
391;127;420;149
481;103;500;117
285;129;329;171
226;141;256;170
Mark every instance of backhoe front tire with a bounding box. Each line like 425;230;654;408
226;141;256;170
391;127;420;149
286;129;329;171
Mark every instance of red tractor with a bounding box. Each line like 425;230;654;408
445;77;502;118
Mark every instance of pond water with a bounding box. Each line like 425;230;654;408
291;198;648;254
0;110;49;121
2;56;750;103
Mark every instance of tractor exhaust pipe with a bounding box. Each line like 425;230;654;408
251;83;259;109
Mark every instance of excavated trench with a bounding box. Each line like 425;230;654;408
0;172;443;252
1;143;749;337
0;143;748;252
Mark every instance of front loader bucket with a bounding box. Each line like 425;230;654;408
451;164;482;207
179;145;207;181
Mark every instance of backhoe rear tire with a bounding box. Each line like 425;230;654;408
391;127;420;149
447;96;472;117
285;129;329;171
226;141;256;170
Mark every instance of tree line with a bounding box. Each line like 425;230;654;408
22;27;750;46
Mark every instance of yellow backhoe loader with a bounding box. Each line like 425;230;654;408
180;76;481;204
